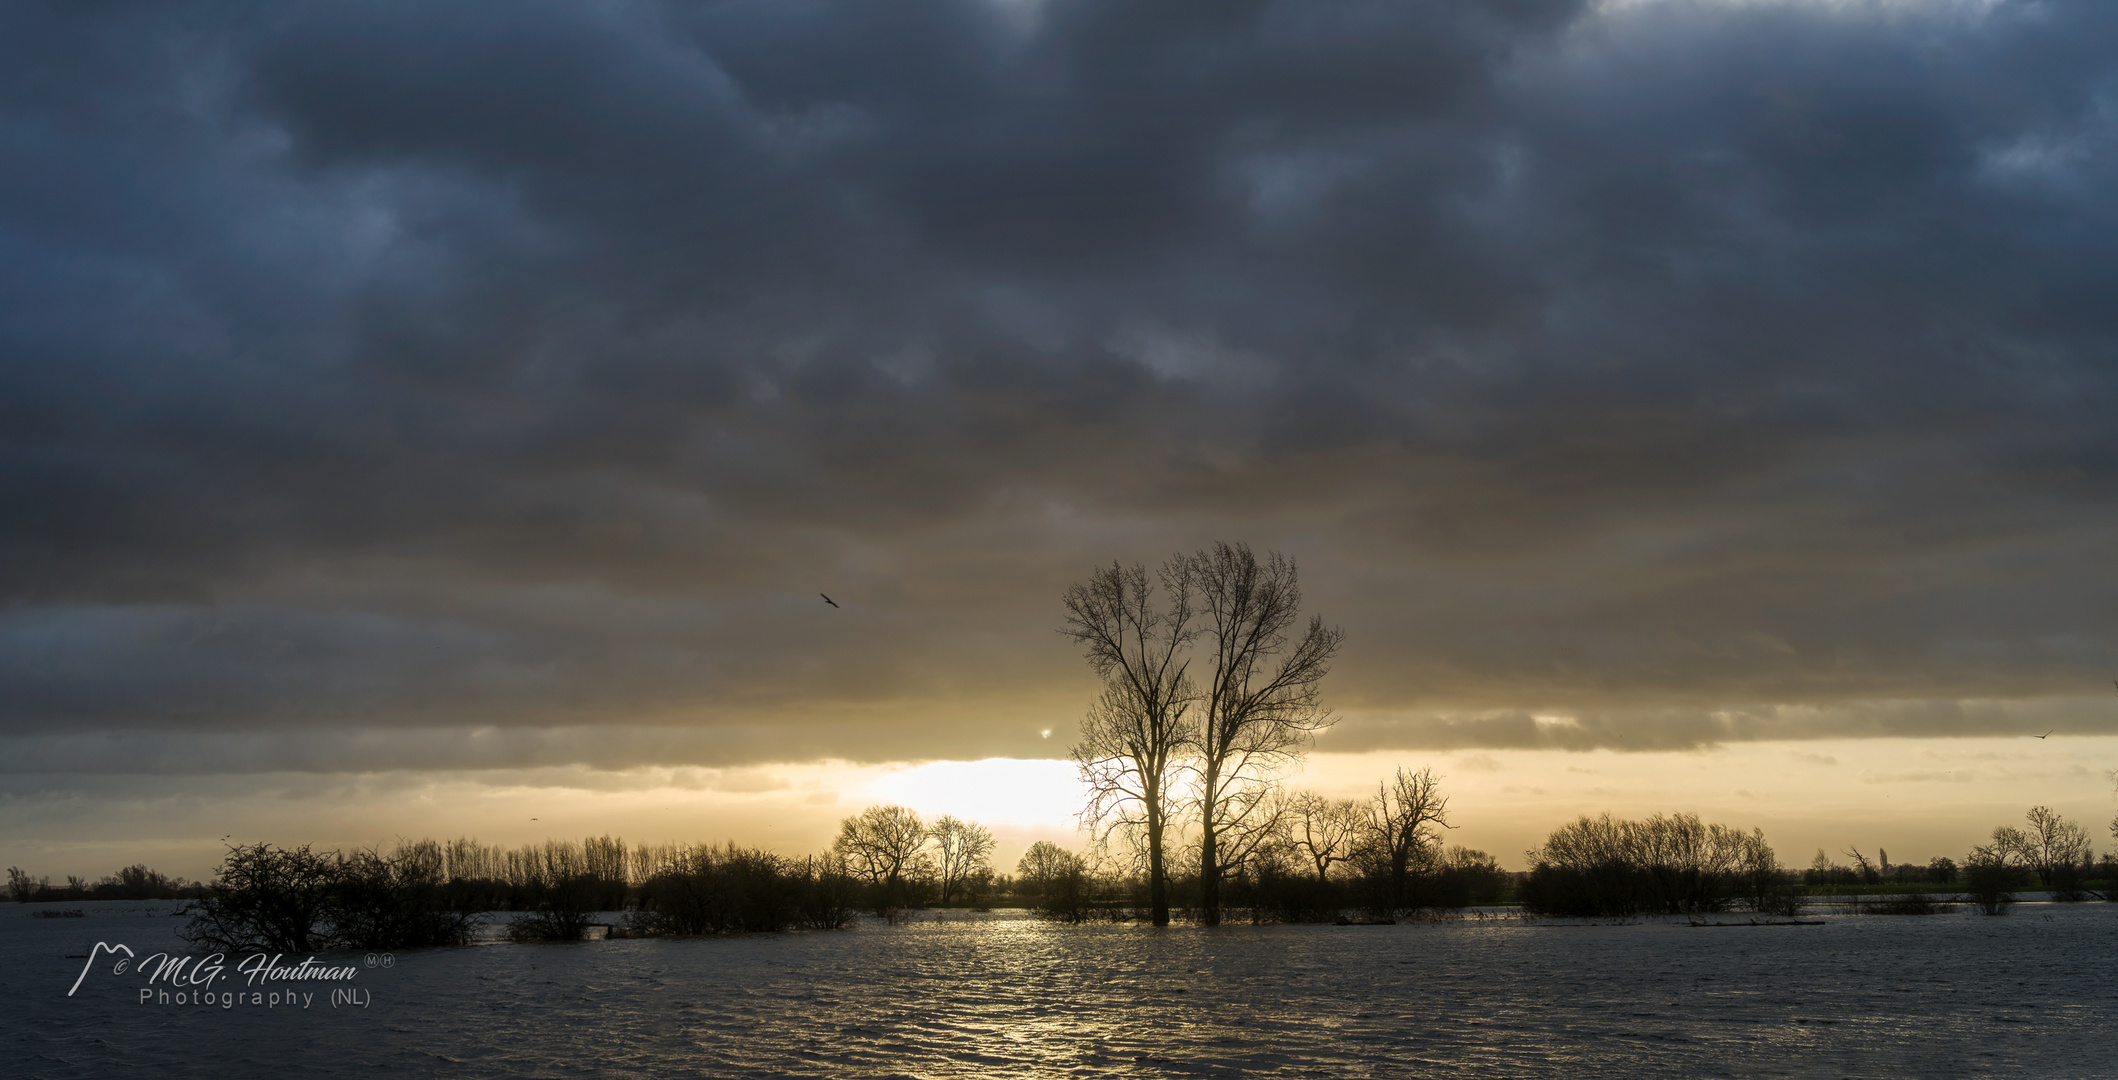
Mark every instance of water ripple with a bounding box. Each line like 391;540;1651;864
15;903;2118;1077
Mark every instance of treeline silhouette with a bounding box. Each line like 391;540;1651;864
1518;812;1794;917
1515;803;2118;919
1803;850;1960;887
7;864;210;903
169;837;871;949
24;799;2114;947
184;842;479;951
1015;841;1509;925
628;847;860;936
1797;805;2118;916
26;779;1509;950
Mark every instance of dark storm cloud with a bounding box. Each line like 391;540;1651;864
2;0;2116;770
1321;696;2110;754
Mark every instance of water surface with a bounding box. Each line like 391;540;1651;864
14;901;2116;1077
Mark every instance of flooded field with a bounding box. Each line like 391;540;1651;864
14;900;2118;1078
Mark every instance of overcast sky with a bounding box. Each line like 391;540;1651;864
5;0;2116;873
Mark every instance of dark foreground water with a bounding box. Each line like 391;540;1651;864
12;900;2118;1078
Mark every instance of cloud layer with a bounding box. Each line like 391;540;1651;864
3;0;2116;772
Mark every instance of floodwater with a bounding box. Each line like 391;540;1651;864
13;900;2118;1078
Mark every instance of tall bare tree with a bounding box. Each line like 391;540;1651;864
1368;766;1452;913
928;816;996;904
1063;561;1197;927
1189;543;1344;926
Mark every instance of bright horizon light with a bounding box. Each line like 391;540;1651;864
13;736;2114;884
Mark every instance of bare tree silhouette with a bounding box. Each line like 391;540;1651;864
1279;790;1366;885
2017;805;2092;894
833;805;931;914
929;816;996;904
1063;560;1197;927
1189;543;1343;926
181;843;339;952
1365;767;1453;914
1843;847;1880;885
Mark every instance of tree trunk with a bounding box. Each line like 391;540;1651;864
1200;828;1220;926
1199;759;1222;926
1146;775;1170;927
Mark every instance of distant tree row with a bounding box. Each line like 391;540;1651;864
1815;806;2102;895
1803;849;1959;887
161;835;871;950
1515;803;2118;921
7;864;209;903
35;801;2118;945
1805;804;2115;916
12;817;1000;949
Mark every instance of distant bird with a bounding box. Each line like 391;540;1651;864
820;594;840;608
2034;730;2052;740
530;817;539;821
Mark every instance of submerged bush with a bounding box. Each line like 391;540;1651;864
1235;858;1341;924
630;846;794;935
329;847;478;949
627;846;859;935
1747;880;1809;918
1962;846;2019;916
1421;848;1509;910
1212;841;1508;923
1018;845;1106;924
182;843;341;953
507;874;605;942
183;842;481;952
1861;893;1950;915
794;855;862;930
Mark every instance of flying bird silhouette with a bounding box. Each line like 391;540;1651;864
2034;730;2052;739
821;594;840;608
